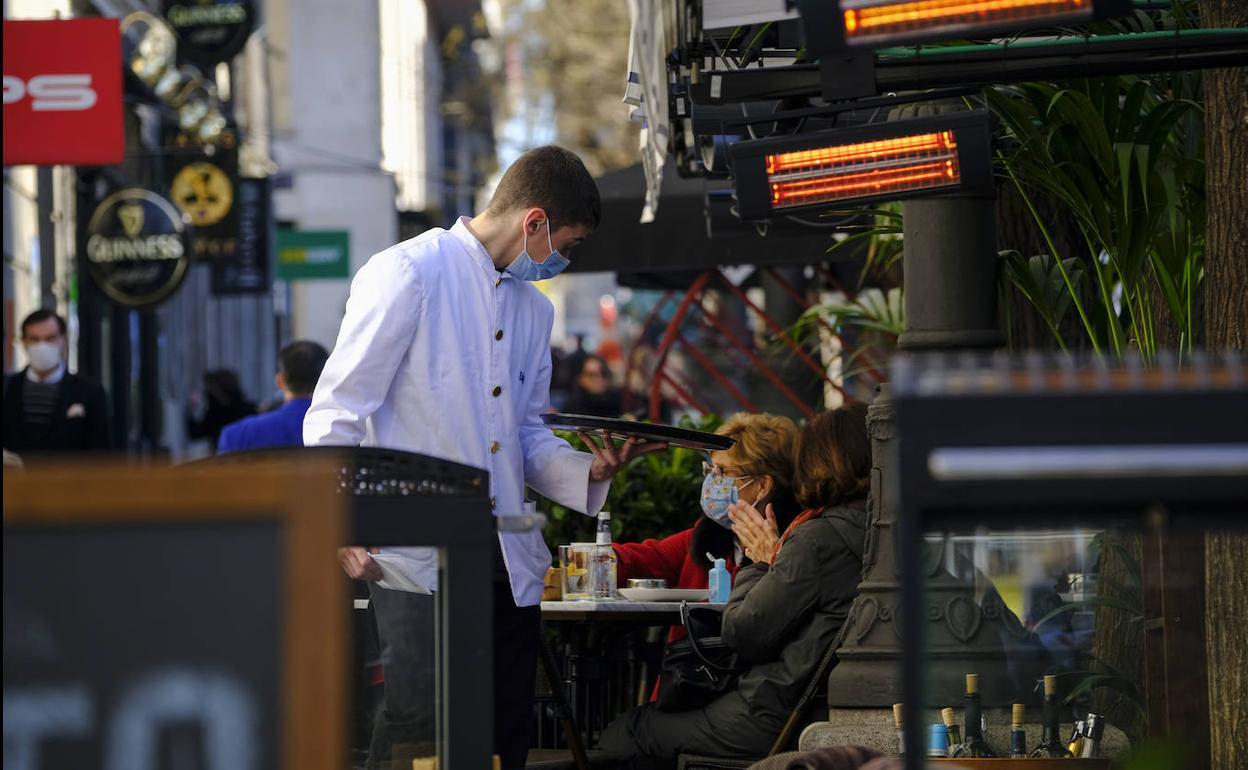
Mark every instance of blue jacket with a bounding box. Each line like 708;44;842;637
217;398;312;454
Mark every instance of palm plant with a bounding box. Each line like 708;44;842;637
793;286;903;389
984;73;1204;358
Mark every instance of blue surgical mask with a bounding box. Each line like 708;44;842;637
700;470;753;529
506;219;569;281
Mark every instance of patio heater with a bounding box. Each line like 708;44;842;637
799;0;1132;50
791;0;1131;100
812;108;1011;731
727;110;993;221
726;109;1014;745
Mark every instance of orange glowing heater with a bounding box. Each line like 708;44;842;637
730;111;992;219
765;130;961;209
841;0;1095;46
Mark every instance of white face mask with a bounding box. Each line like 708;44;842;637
26;341;62;373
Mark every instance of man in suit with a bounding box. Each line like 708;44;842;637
3;309;112;456
217;340;329;454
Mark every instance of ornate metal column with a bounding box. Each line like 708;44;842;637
826;192;1025;709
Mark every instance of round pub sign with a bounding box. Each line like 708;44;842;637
163;0;256;65
85;189;191;308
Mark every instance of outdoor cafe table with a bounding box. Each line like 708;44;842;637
540;600;703;751
540;599;684;624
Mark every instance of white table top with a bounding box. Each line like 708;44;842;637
541;600;684;613
357;599;691;614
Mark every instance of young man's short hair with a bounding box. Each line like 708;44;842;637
488;145;601;231
20;309;67;338
279;340;330;396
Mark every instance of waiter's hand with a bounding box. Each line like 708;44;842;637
338;546;383;582
579;431;668;481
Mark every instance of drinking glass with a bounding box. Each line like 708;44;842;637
560;543;594;600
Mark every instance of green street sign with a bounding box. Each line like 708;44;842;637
276;229;350;280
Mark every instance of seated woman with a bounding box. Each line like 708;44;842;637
613;412;802;645
599;402;872;769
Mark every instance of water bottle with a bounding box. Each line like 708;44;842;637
708;558;731;604
592;511;617;600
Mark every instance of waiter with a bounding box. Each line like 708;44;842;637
304;146;662;770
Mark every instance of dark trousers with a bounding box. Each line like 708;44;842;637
367;545;540;770
493;577;541;769
366;584;437;770
598;693;780;770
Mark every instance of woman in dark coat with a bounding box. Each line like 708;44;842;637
599;402;871;769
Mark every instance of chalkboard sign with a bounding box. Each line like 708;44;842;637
2;460;347;770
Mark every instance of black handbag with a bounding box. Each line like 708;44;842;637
655;601;742;712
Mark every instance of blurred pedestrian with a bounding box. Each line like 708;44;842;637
551;333;588;402
3;309;112;456
186;368;256;452
561;354;623;417
217;341;329;454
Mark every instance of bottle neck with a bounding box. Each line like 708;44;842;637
1041;695;1061;742
964;694;983;740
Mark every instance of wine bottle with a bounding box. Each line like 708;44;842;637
1009;703;1027;758
1030;675;1072;758
1066;719;1087;756
949;673;995;757
893;703;905;756
942;707;962;747
1081;713;1106;758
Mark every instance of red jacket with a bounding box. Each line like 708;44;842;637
614;520;742;701
613;519;741;642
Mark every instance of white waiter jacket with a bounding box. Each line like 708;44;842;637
304;217;608;606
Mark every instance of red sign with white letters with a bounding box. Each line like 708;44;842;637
3;19;124;166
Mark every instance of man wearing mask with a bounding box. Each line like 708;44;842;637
3;309;112;456
305;146;665;770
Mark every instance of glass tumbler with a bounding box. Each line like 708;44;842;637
560;543;594;600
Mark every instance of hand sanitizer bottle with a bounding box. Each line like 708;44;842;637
708;558;731;604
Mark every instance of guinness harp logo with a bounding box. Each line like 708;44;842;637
84;188;190;308
118;203;146;238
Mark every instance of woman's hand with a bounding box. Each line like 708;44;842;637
729;500;780;565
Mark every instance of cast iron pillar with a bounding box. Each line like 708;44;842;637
897;196;1002;352
826;192;1022;711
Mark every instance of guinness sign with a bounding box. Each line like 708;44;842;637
85;188;191;307
163;0;255;65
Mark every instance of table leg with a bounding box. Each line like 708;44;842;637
538;624;590;770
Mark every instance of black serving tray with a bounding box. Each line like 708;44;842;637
541;413;735;451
